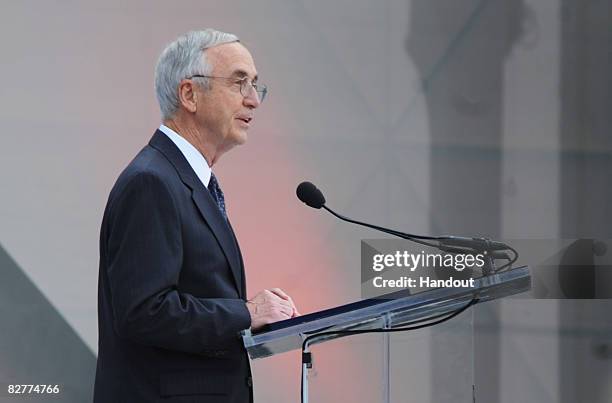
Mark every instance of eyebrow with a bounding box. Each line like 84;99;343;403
230;69;258;82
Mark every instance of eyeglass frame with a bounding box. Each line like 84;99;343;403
188;75;267;103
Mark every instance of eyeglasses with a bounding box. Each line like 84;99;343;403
189;75;268;103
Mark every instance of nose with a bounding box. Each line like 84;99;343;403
243;88;260;108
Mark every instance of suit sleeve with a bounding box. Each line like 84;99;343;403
104;172;251;354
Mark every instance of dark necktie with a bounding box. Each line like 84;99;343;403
207;172;227;220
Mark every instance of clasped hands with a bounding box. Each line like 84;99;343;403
246;288;300;331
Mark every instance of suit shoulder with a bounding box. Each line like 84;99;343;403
108;145;178;204
122;145;175;180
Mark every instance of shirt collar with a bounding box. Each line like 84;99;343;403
158;124;212;188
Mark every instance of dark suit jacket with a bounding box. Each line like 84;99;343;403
94;130;253;403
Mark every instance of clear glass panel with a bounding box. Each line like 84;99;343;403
304;317;474;403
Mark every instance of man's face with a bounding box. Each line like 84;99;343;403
194;42;260;154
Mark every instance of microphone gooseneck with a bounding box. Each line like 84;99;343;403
295;181;519;272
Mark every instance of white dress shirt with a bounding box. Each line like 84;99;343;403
158;124;212;188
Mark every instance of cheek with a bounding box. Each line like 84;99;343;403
200;92;242;133
203;102;229;128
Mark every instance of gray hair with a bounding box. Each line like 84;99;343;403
154;29;239;120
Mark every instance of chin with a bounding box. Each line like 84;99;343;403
233;131;248;145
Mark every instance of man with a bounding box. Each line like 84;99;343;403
94;29;299;403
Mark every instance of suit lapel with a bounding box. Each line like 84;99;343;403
149;130;244;298
190;190;244;298
227;220;247;298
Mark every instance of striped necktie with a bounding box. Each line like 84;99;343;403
207;172;227;220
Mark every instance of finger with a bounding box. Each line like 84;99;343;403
268;289;299;318
269;288;298;312
278;305;293;318
278;299;293;312
270;289;297;314
288;300;299;316
269;288;290;300
284;303;299;318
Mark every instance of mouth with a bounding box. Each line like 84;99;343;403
236;116;253;125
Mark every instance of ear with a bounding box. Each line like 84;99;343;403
177;79;198;113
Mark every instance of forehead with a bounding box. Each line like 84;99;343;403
205;42;257;78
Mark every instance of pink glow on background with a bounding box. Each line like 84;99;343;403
218;119;378;402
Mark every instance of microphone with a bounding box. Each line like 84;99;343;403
297;181;434;243
296;182;325;209
295;181;515;256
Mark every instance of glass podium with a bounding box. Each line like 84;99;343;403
242;266;530;402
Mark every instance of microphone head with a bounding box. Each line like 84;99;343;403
296;181;326;209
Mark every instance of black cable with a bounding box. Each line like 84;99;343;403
300;297;479;403
322;205;520;273
496;245;519;272
302;297;477;349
